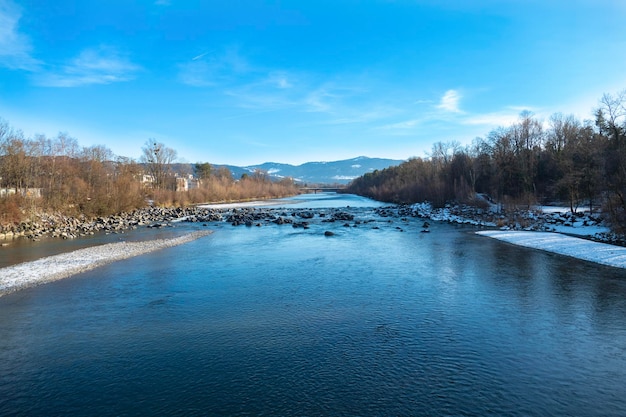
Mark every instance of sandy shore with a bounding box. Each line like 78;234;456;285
0;230;212;297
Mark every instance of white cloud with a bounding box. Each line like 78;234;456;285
0;0;40;70
36;47;141;87
436;89;462;113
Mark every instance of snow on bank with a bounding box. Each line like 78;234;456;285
477;230;626;269
0;231;212;297
411;201;614;241
199;200;292;209
411;201;497;227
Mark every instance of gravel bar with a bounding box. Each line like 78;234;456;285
0;231;212;297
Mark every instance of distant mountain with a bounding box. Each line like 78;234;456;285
213;156;405;185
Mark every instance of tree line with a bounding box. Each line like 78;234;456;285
345;90;626;233
0;124;298;226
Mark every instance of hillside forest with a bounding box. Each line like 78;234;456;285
345;90;626;233
0;129;298;226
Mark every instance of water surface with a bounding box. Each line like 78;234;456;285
1;194;625;416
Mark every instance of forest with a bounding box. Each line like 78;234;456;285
2;90;626;233
0;126;298;226
345;90;626;233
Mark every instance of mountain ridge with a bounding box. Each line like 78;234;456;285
216;156;405;185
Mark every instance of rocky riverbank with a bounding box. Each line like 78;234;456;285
1;199;624;247
385;201;626;246
0;206;224;242
0;205;363;242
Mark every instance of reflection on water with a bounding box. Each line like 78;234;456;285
268;192;388;208
0;194;625;416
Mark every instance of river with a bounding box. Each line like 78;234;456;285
1;193;625;416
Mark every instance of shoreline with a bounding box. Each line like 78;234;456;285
0;230;212;297
476;230;626;269
3;196;626;290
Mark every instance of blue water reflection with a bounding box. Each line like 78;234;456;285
0;194;625;416
263;191;388;208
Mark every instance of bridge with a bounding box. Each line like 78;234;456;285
300;187;346;193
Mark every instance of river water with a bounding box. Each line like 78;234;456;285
1;193;625;416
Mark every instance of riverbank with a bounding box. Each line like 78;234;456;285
398;201;626;246
477;230;626;269
0;206;224;242
0;230;212;297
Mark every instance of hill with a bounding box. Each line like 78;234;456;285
212;156;404;185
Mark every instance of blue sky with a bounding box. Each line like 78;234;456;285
1;0;625;165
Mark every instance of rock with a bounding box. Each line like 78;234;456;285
332;212;354;221
324;231;334;236
298;211;315;219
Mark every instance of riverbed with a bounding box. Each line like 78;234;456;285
1;193;625;416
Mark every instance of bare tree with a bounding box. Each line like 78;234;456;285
0;119;29;192
511;111;544;206
140;140;177;190
547;113;580;154
596;90;626;231
597;91;626;143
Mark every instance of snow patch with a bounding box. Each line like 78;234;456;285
477;231;626;269
0;231;212;296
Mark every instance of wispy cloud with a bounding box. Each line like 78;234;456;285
0;0;41;70
179;46;381;124
461;106;539;127
191;51;211;61
35;47;141;87
220;71;299;112
178;46;250;87
305;88;337;112
379;119;420;130
375;89;466;132
461;112;519;127
178;60;217;87
267;71;292;89
436;89;463;113
323;107;400;125
224;88;297;110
